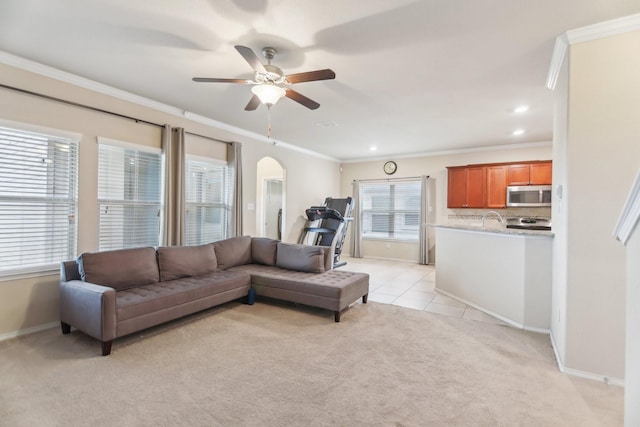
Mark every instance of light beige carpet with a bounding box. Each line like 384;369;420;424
0;300;623;426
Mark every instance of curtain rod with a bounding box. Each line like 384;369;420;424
1;83;164;128
353;175;429;183
184;130;232;145
2;83;235;145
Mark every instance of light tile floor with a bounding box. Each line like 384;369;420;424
341;256;508;326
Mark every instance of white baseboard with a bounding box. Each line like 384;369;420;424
358;255;420;264
562;367;625;387
435;287;551;334
549;331;625;387
549;330;565;371
0;321;58;342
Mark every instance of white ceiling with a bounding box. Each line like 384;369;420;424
1;0;639;161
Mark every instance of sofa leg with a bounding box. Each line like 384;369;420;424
362;294;368;304
334;311;341;322
101;340;113;356
61;322;71;334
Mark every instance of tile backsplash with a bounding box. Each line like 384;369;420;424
447;207;551;226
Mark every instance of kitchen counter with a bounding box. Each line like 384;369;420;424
434;226;552;331
431;223;553;237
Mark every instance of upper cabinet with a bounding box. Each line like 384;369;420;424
447;161;552;209
507;162;552;185
506;164;530;185
447;166;486;208
486;166;507;208
529;163;553;185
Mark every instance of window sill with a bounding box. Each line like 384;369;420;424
0;265;60;282
362;237;419;244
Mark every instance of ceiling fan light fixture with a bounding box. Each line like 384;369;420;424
251;83;286;107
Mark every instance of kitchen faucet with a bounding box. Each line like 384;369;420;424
482;211;505;227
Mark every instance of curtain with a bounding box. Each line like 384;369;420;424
161;125;186;246
228;141;243;237
419;175;429;265
351;180;362;258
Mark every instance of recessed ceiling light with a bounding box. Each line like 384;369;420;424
316;120;338;128
512;129;525;136
513;105;529;113
370;146;377;151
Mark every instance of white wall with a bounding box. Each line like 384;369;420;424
550;53;569;367
340;145;553;261
241;145;339;243
0;62;340;337
625;228;640;426
552;29;640;382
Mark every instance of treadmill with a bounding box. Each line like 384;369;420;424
298;197;354;268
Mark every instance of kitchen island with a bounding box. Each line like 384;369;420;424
433;224;552;332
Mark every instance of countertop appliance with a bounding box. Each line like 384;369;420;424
506;185;552;207
506;217;551;231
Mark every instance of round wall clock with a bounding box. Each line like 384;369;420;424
383;161;397;175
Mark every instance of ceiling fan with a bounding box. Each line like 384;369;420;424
193;45;335;111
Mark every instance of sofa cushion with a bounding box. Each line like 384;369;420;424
276;243;326;273
157;244;217;281
78;247;159;291
251;237;278;266
213;236;252;269
228;264;369;311
116;270;252;322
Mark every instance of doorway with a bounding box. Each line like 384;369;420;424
256;156;285;240
263;179;282;240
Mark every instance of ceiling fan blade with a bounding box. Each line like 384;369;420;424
192;77;252;84
234;45;267;74
285;89;320;110
286;69;336;84
244;95;261;111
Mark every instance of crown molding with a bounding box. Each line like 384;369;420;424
546;13;640;91
0;51;185;116
341;140;552;164
614;169;640;245
545;34;568;91
567;13;640;45
180;110;339;162
0;51;339;163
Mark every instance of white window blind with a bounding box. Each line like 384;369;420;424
0;125;78;274
360;180;421;241
185;157;230;245
98;140;162;251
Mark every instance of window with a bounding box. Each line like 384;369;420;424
0;123;78;275
185;157;230;245
360;180;421;241
97;139;162;251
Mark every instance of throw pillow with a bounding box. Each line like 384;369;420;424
79;247;159;291
251;237;278;266
157;244;217;281
212;236;252;269
276;243;326;273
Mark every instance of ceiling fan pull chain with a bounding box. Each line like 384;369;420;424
267;106;272;140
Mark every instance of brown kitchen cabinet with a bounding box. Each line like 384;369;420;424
530;162;552;184
447;166;486;208
447;167;467;208
448;160;552;209
507;164;530;185
507;162;552;185
486;165;507;208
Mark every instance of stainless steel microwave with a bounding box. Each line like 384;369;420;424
506;185;552;207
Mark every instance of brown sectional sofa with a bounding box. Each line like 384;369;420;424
60;236;369;355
